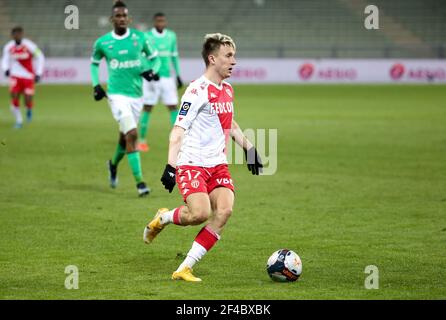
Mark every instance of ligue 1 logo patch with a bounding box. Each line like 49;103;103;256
179;102;191;116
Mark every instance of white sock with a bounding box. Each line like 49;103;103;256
10;106;23;124
160;209;175;225
176;241;207;272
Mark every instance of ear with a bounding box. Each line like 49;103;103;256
208;54;216;65
128;15;133;24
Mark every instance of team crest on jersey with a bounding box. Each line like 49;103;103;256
191;179;200;188
179;102;191;116
225;88;232;98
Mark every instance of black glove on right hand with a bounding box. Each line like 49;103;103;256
93;85;107;101
5;70;10;77
161;164;176;193
141;69;160;81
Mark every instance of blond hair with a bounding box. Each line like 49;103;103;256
201;33;236;67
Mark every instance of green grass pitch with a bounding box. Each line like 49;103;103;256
0;84;445;299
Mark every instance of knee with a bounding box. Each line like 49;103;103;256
191;208;210;224
125;129;137;141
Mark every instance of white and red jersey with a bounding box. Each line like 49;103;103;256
1;39;45;79
175;75;234;167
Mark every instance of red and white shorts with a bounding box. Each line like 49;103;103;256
10;76;35;95
176;164;235;202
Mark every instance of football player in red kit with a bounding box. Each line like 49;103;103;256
143;33;263;282
1;26;45;128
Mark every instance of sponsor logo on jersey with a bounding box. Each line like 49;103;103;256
118;49;128;55
11;52;31;60
225;88;232;97
179;102;191;116
109;59;141;70
210;102;233;114
210;92;217;99
189;88;198;96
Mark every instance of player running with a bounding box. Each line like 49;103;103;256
143;33;263;281
1;26;45;128
90;1;161;197
137;12;183;152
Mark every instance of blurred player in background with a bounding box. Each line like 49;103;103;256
137;12;183;152
90;1;161;197
1;26;45;128
143;33;263;281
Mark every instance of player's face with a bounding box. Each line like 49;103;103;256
111;7;130;31
12;31;23;44
212;45;237;79
154;16;167;31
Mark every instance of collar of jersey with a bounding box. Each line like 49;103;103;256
151;27;166;38
111;29;130;40
203;75;224;90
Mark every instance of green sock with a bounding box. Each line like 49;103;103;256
111;143;126;166
139;111;151;141
170;109;179;126
127;151;143;183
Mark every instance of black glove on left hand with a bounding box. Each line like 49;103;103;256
245;147;263;175
141;69;160;81
34;75;41;83
176;76;183;89
161;164;176;193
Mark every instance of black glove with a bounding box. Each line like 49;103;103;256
5;70;10;77
141;69;160;82
34;75;41;83
93;85;107;101
161;164;176;193
245;147;263;175
176;76;183;89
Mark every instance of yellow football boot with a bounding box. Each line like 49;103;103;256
143;208;169;244
172;267;202;282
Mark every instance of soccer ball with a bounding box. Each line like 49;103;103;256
266;249;302;282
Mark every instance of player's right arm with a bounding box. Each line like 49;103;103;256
90;39;106;101
161;125;184;193
1;42;11;76
160;86;205;192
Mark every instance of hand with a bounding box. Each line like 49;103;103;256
34;75;41;83
160;164;176;193
5;70;10;77
244;147;263;175
176;76;183;89
141;69;160;82
93;85;107;101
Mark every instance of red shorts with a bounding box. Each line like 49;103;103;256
176;164;235;202
10;76;35;95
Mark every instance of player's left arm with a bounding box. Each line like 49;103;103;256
171;32;183;88
141;35;161;80
27;40;45;81
231;119;263;175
